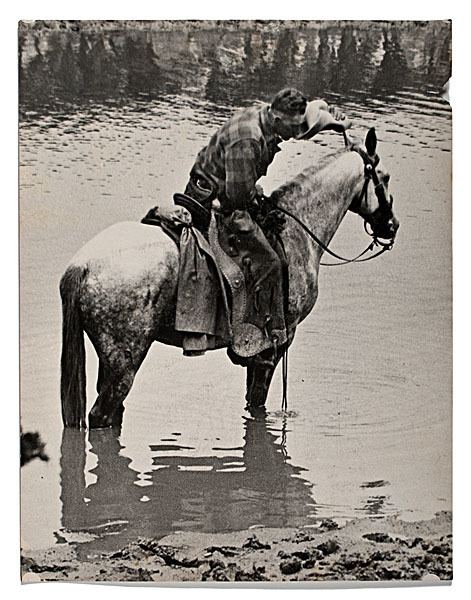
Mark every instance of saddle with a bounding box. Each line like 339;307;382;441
141;194;288;358
208;210;287;356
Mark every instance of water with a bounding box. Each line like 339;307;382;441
19;21;452;556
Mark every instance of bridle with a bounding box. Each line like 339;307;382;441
348;142;396;245
271;135;397;266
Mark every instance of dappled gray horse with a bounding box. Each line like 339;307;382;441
60;129;398;429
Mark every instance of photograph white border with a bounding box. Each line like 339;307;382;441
4;1;467;597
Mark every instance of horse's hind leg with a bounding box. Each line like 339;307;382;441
89;341;150;429
96;360;108;398
89;364;133;429
89;368;137;429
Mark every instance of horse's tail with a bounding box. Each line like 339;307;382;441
60;264;87;429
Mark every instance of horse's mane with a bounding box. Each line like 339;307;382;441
271;148;348;203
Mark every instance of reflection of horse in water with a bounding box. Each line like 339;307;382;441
59;417;315;555
60;129;398;429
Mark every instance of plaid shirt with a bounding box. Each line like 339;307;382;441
190;105;282;212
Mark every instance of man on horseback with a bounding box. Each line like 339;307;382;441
185;88;350;211
60;117;399;428
181;88;350;360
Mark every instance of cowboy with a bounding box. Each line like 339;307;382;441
184;88;351;211
182;88;351;358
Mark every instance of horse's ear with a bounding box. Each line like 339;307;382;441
365;127;377;156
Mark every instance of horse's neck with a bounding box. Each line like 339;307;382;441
279;152;364;258
276;151;365;325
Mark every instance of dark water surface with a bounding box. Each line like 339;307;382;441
20;21;451;555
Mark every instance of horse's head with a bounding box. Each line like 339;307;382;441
349;128;399;242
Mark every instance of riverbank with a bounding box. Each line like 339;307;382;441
19;20;438;33
21;512;452;584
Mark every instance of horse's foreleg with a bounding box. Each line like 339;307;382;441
245;330;296;413
245;363;276;413
245;350;282;412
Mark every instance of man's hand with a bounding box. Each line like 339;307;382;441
254;184;264;197
261;209;287;235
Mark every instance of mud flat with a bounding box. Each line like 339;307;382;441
21;512;451;584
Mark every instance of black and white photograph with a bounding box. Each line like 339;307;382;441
19;19;452;585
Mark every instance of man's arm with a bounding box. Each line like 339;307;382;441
224;139;260;212
296;100;352;140
312;100;352;133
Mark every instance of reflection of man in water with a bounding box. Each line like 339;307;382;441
184;88;350;359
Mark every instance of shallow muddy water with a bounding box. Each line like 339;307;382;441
19;21;451;556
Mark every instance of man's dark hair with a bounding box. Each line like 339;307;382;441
271;88;307;116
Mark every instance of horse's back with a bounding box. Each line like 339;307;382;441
69;221;179;280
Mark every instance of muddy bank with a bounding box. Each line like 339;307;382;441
21;512;452;584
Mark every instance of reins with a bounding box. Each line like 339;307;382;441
268;134;395;267
274;203;392;266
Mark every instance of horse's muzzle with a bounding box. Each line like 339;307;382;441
372;215;399;241
387;216;400;238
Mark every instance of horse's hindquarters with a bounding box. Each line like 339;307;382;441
63;222;182;427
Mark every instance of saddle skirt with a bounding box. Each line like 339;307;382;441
142;203;287;357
